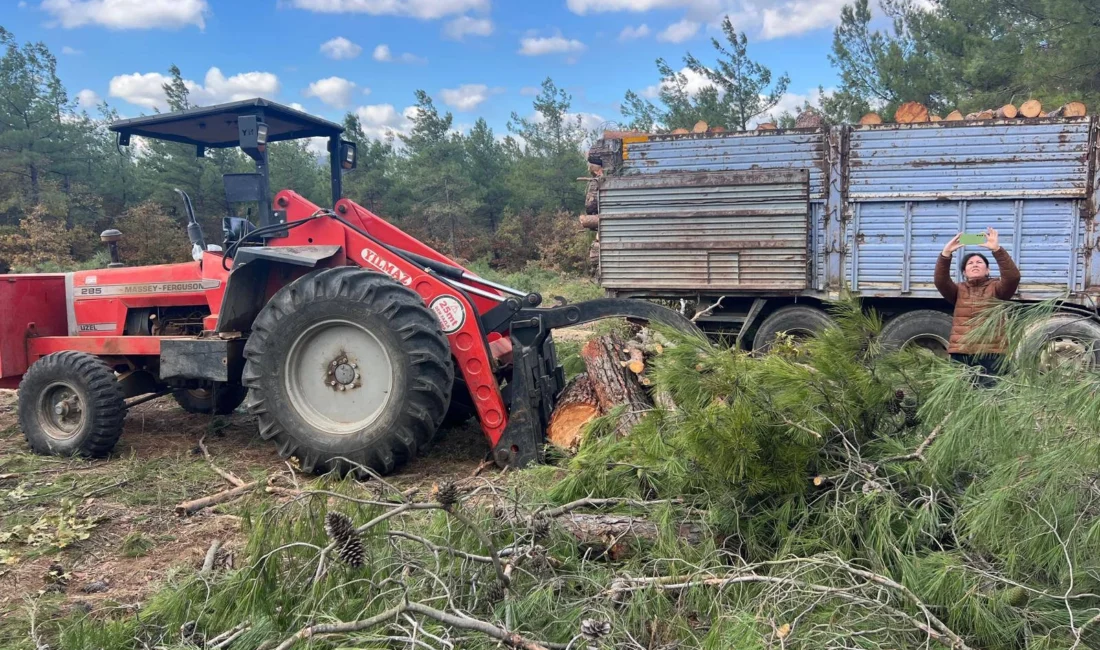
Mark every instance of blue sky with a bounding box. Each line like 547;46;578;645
5;0;849;139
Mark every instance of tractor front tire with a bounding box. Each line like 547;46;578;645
242;268;453;476
18;351;126;458
172;385;248;415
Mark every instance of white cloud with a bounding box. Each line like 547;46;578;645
320;36;362;60
618;24;650;41
444;15;493;40
362;87;373;95
18;1;27;7
289;102;307;111
304;76;357;109
518;33;586;56
760;0;848;39
565;0;849;40
440;83;501;111
76;88;100;108
657;19;699;42
61;45;83;55
641;65;713;99
108;67;280;111
287;0;488;19
373;44;427;64
519;86;540;96
355;103;417;140
42;0;208;30
752;86;832;126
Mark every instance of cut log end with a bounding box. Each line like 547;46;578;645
794;110;823;129
670;127;690;135
547;374;600;452
757;122;777;130
858;112;882;125
691;120;708;133
1019;99;1043;118
579;213;599;231
994;104;1018;119
944;110;964;121
894;101;929;123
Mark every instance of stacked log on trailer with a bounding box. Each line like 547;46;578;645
856;100;1087;126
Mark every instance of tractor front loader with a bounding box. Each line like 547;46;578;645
0;99;697;475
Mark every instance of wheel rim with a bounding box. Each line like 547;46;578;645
900;333;950;358
37;382;87;440
187;388;212;400
1039;336;1094;370
284;319;395;435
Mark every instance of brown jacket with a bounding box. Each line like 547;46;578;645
934;248;1021;354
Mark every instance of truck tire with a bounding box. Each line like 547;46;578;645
242;267;453;476
1018;313;1100;370
172;385;248;415
751;305;833;353
879;310;952;357
18;351;126;458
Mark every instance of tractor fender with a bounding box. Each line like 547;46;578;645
215;246;342;334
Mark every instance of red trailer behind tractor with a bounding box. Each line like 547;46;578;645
0;99;694;475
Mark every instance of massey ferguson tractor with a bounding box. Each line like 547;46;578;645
0;99;694;475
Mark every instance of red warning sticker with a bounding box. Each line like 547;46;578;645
430;295;466;334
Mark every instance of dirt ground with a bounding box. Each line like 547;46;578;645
0;388;491;645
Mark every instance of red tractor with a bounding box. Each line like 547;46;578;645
0;99;694;475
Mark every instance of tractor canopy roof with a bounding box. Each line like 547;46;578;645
108;98;344;148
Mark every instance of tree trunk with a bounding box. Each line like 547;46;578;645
557;514;705;559
756;123;777;130
547;374;600;452
1047;102;1086;118
894;101;929;123
28;163;39;205
584;181;598;215
581;334;652;436
995;104;1018;119
691;120;708;133
1019;99;1043;118
670;128;690;135
579;213;599;231
795;110;823;129
858;112;882;125
976;109;995;120
944;110;964;121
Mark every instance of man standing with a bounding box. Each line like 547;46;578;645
935;227;1021;379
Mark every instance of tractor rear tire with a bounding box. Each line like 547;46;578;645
751;305;833;353
172;385;248;415
18;351;126;458
242;267;453;476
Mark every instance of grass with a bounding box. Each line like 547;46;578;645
119;532;155;558
466;260;604;304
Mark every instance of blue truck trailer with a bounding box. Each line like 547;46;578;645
585;116;1100;359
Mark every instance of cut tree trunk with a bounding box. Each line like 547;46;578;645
692;120;708;133
795;110;823;128
976;109;995;120
624;345;645;375
581;334;652;436
858;112;882;125
546;374;600;452
757;123;777;130
894;101;929;123
1019;99;1043;118
670;127;690;135
929;115;942;122
995;104;1018;119
579;213;599;231
708;126;726;133
557;514;705;559
1047;102;1087;118
944;110;964;121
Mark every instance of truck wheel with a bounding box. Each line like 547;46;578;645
18;351;126;458
242;267;453;476
172;385;248;415
879;310;952;357
1018;313;1100;370
751;305;833;353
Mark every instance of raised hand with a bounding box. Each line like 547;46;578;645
942;233;963;256
980;227;1000;251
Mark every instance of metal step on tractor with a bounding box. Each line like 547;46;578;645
0;99;696;475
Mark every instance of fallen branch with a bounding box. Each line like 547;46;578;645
273;599;552;650
691;296;727;323
208;622;251;649
175;482;258;516
198;435;245;487
201;539;222;576
880;412;951;464
537;497;683;519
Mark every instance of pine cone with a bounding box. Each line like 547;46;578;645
887;389;905;415
581;618;612;641
434;481;459;510
325;512;365;568
529;514;551;541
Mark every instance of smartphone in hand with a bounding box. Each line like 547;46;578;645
958;233;986;245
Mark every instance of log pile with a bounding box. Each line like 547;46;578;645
546;330;672;453
854;99;1088;126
